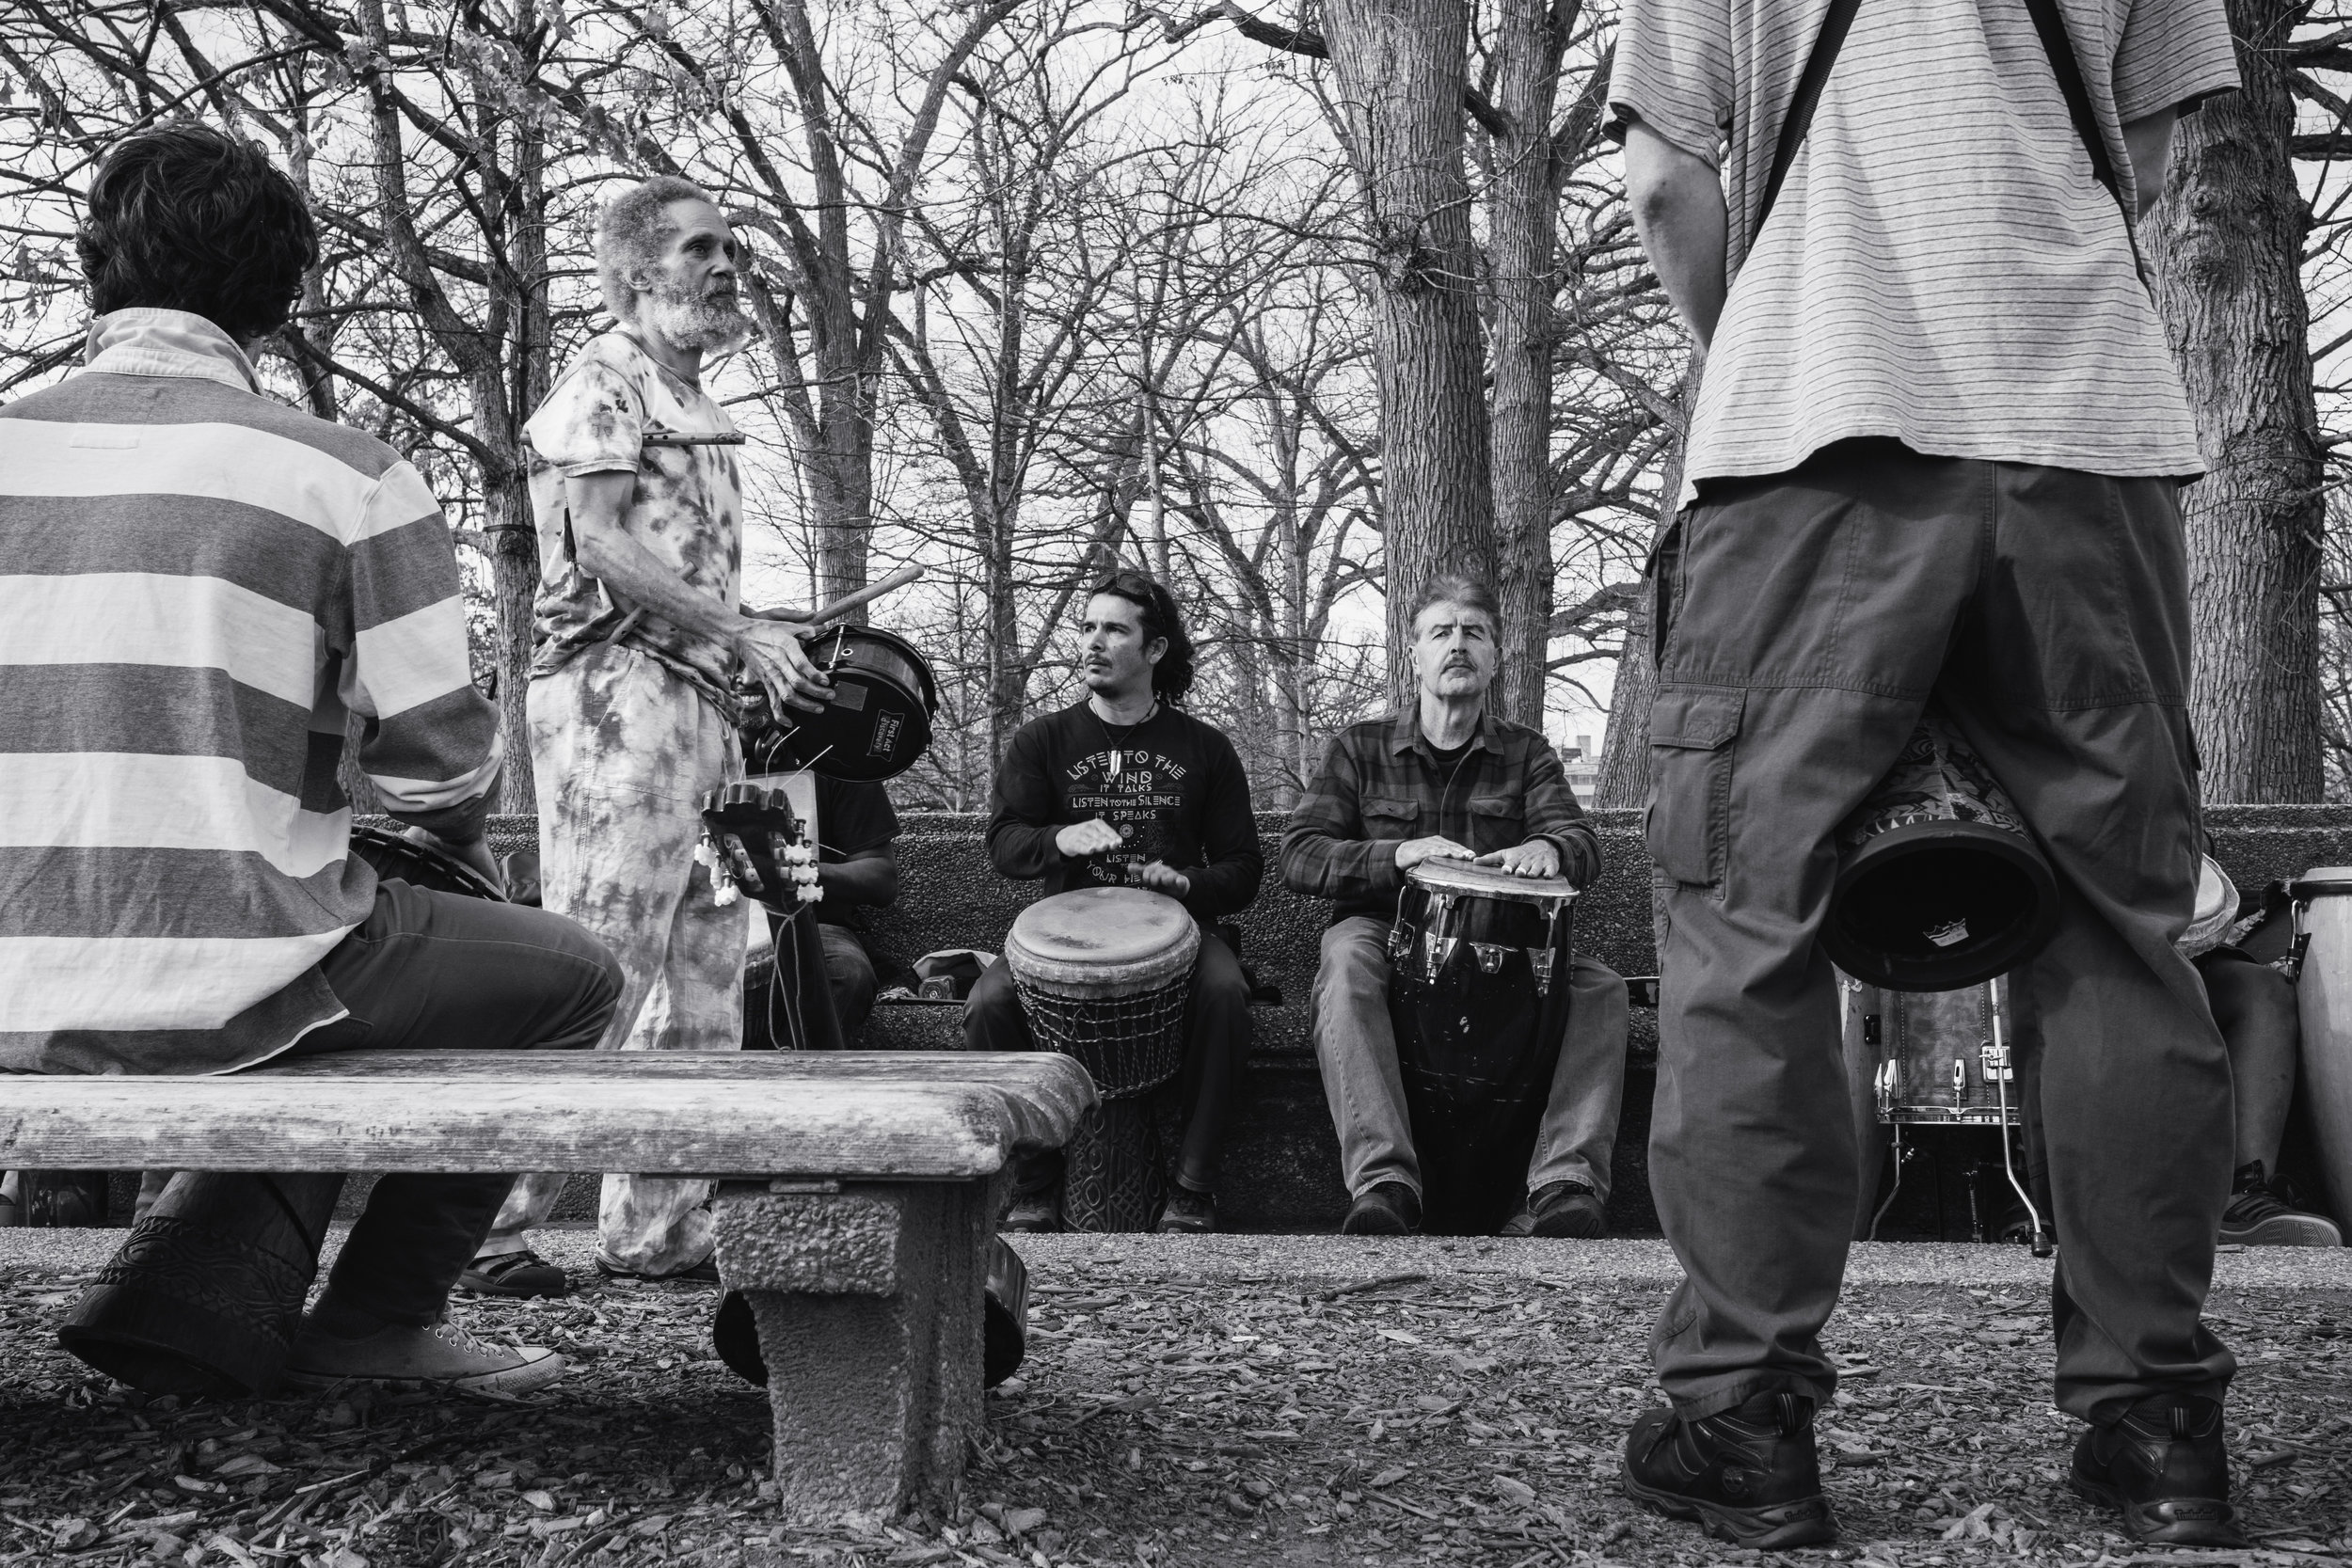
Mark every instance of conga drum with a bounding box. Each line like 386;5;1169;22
2287;867;2352;1230
1387;861;1579;1235
1004;887;1198;1232
1822;705;2059;992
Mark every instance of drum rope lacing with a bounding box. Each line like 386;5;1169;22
1009;974;1189;1100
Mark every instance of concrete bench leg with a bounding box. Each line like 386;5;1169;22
711;1179;994;1522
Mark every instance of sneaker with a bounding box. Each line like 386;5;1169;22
1500;1180;1607;1239
458;1248;571;1299
1622;1392;1839;1550
2071;1393;2248;1547
1156;1186;1216;1234
596;1253;720;1285
1341;1181;1422;1236
2219;1162;2342;1247
283;1316;566;1397
1001;1192;1062;1233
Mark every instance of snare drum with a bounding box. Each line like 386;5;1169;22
1388;859;1579;1235
776;624;939;783
1845;976;2021;1126
2287;867;2352;1228
348;823;505;900
1004;887;1200;1230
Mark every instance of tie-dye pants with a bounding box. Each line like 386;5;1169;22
481;641;746;1275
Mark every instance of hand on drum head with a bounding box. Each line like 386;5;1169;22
1394;835;1476;872
402;825;506;896
1056;817;1125;857
735;618;834;714
1473;839;1561;879
1133;860;1192;898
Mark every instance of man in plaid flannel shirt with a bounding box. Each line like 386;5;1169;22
1280;575;1628;1238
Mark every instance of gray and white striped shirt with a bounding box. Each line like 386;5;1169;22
1611;0;2239;496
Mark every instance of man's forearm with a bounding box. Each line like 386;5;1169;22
567;470;739;641
1626;124;1730;348
818;851;898;907
2123;109;2177;220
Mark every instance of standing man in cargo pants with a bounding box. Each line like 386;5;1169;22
1612;0;2247;1550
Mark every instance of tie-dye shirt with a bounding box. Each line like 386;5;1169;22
524;330;743;697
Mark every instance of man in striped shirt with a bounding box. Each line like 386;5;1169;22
1614;0;2245;1549
0;124;620;1398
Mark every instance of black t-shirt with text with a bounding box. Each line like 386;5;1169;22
984;700;1263;924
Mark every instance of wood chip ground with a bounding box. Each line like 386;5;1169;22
3;1234;2346;1567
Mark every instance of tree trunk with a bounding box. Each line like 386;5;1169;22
1322;0;1499;702
1594;349;1702;810
2142;0;2323;802
1487;0;1565;731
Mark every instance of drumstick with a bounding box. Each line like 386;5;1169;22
746;564;927;626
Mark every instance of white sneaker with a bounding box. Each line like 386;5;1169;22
283;1315;567;1397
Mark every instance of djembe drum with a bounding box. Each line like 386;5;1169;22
1388;860;1580;1235
1822;704;2060;992
1004;887;1199;1231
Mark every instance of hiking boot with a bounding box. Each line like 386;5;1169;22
1156;1186;1216;1234
2219;1162;2342;1247
284;1316;566;1397
1501;1180;1607;1239
1341;1181;1422;1236
1001;1191;1062;1233
458;1248;570;1300
1622;1391;1839;1550
2070;1393;2247;1547
597;1253;720;1285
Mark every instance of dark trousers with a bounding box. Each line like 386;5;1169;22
818;923;880;1036
1647;439;2233;1425
964;934;1251;1193
261;879;620;1325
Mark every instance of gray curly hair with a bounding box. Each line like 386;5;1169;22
595;175;715;322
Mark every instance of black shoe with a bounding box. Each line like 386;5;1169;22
596;1254;720;1285
1622;1392;1838;1550
1341;1182;1422;1236
2219;1162;2343;1247
458;1248;571;1299
1001;1192;1062;1233
1156;1186;1216;1234
2070;1393;2248;1547
1500;1180;1607;1239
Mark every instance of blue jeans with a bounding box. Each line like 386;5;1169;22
1311;914;1629;1205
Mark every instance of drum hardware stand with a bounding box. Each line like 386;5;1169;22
1984;1010;2054;1257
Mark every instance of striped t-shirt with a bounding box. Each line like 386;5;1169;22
1611;0;2239;494
0;309;502;1076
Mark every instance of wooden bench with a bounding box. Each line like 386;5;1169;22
0;1050;1094;1523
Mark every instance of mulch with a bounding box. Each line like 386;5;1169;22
2;1235;2348;1568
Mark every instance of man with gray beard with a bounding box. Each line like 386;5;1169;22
463;177;834;1292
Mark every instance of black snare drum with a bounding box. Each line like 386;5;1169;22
349;824;505;900
752;624;936;783
1389;860;1579;1235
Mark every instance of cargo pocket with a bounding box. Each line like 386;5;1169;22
1646;684;1744;888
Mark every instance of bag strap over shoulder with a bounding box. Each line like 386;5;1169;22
2018;0;2133;223
1755;0;1865;241
1755;0;2137;249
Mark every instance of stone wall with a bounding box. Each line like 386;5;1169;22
456;803;2352;1236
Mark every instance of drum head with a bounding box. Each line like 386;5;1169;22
1005;887;1198;996
1821;818;2056;991
1406;860;1578;904
2292;865;2352;902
